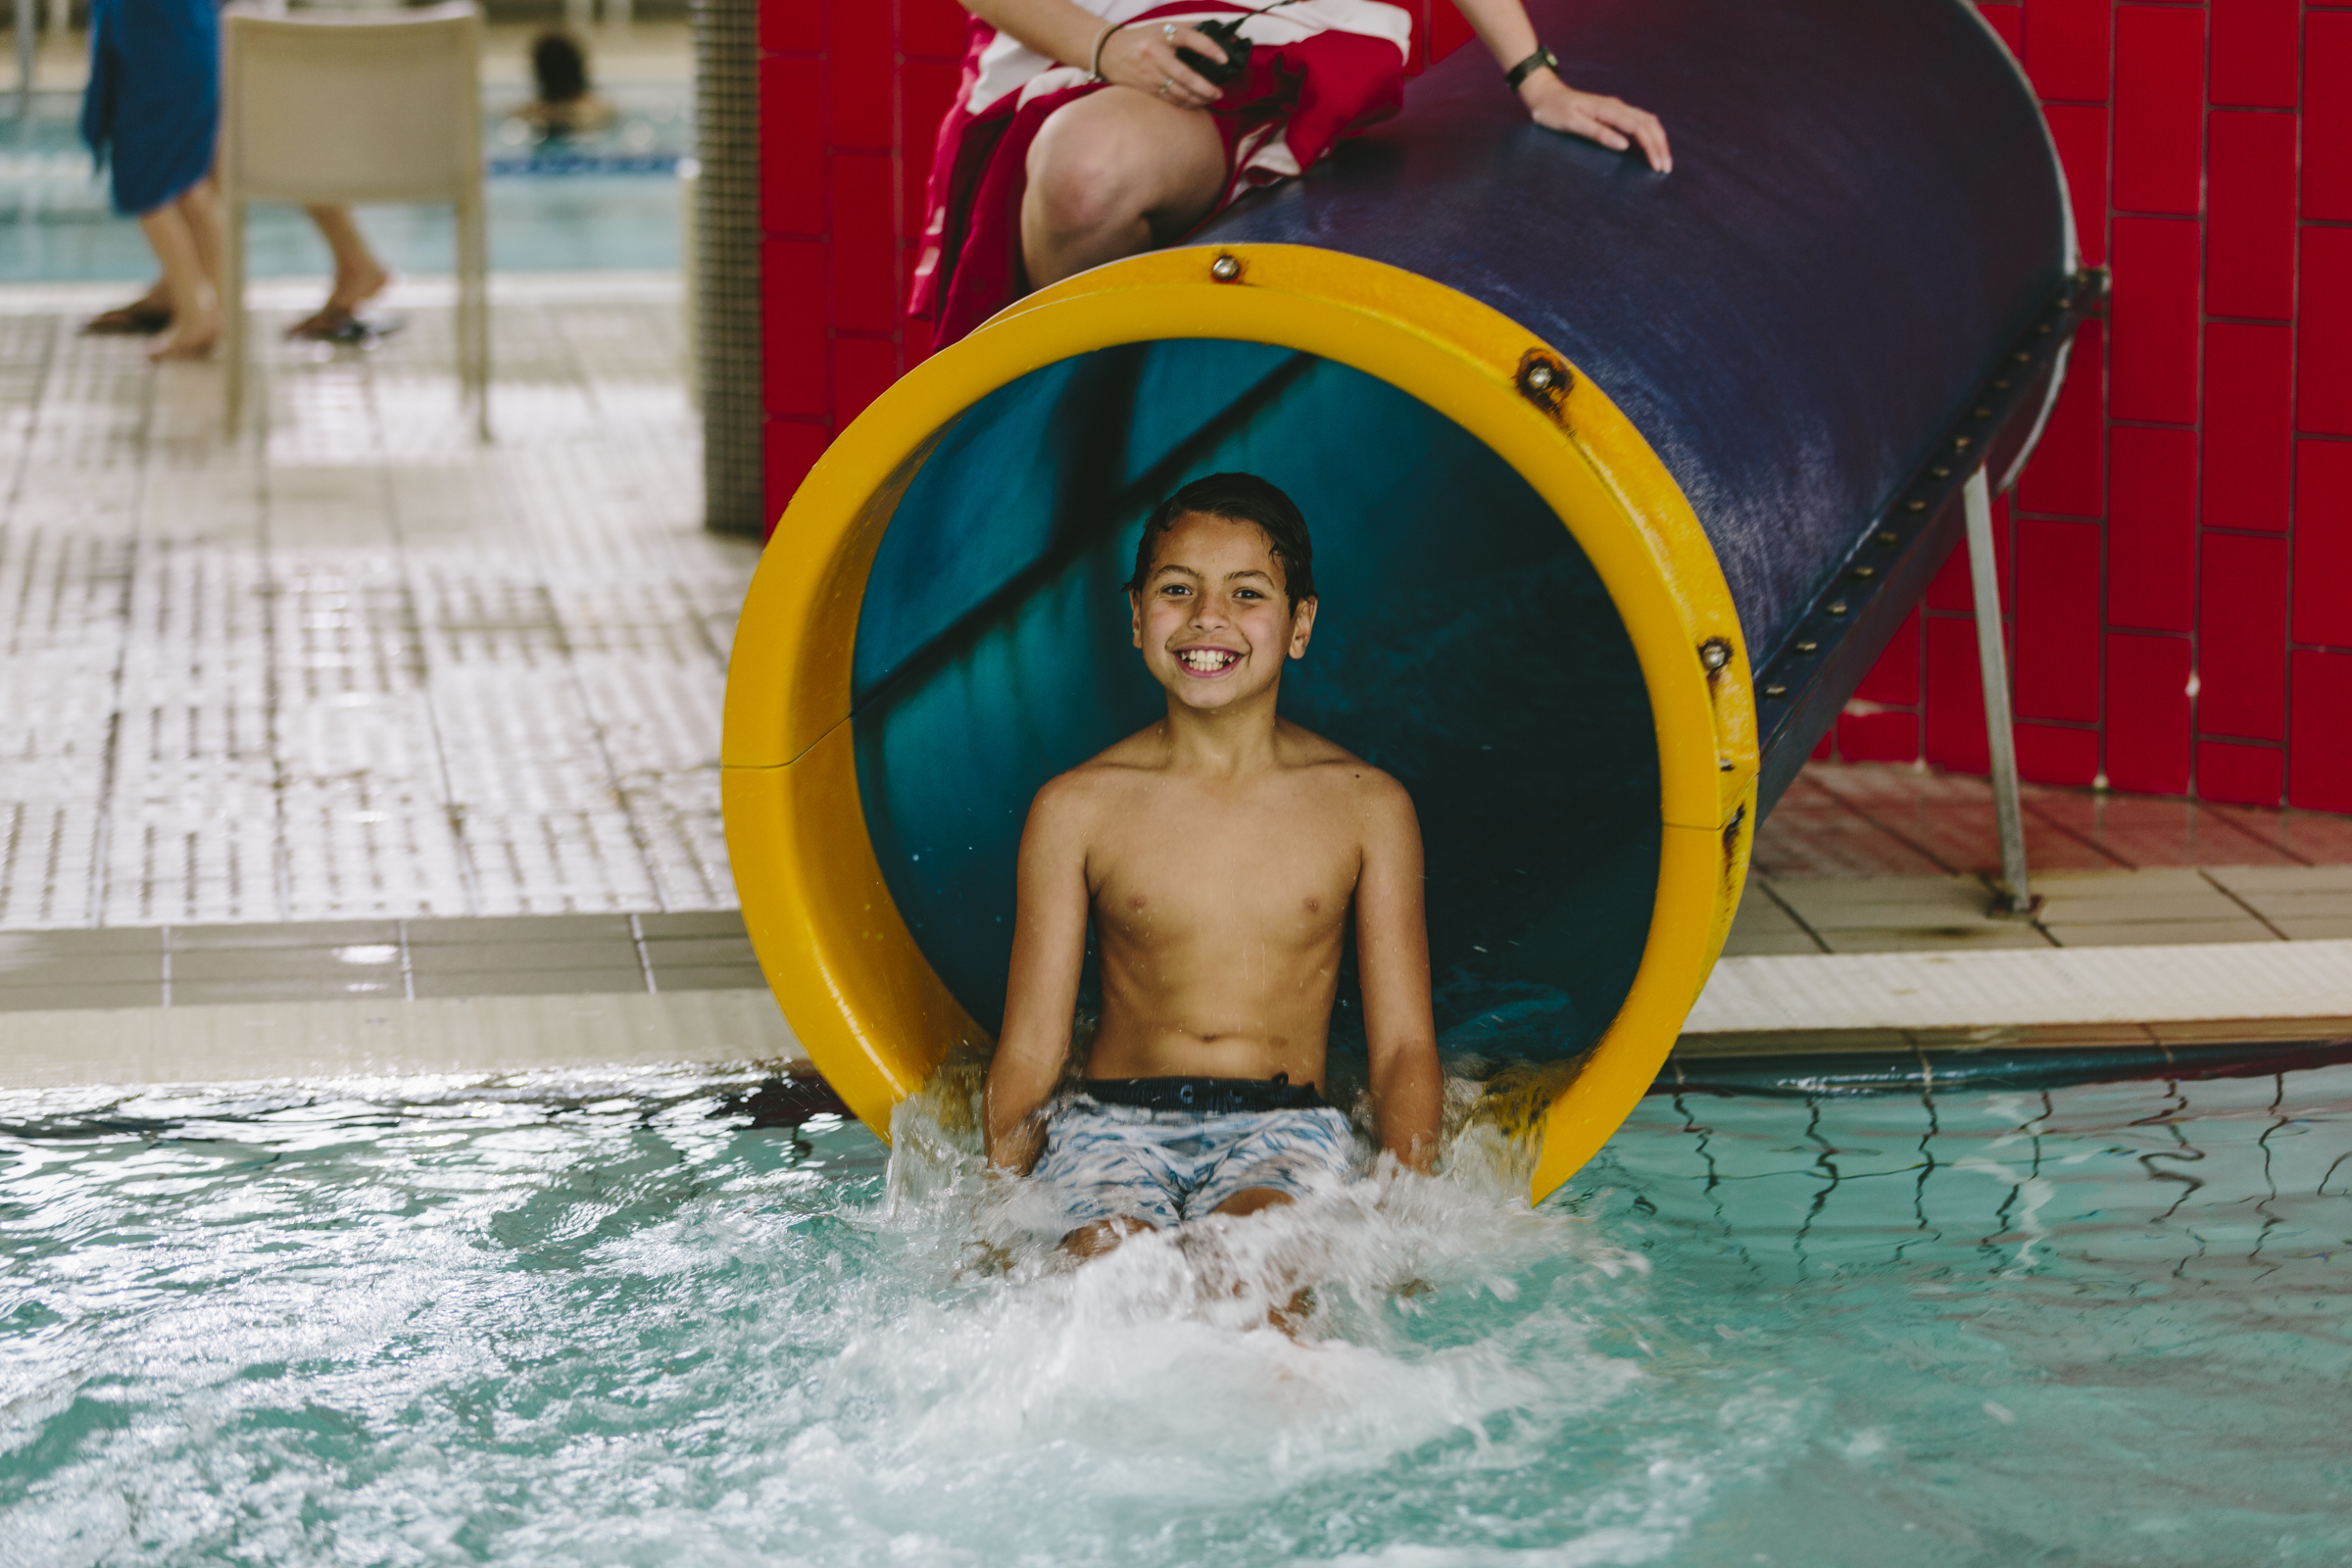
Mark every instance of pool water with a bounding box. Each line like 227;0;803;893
4;1062;2350;1565
0;83;691;283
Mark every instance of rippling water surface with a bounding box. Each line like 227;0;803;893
4;1062;2350;1566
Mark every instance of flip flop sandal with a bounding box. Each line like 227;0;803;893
335;309;406;346
287;307;407;346
83;303;172;336
284;305;358;342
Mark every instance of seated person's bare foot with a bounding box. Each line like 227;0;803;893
84;284;172;336
147;309;221;363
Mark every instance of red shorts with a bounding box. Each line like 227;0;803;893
907;8;1407;352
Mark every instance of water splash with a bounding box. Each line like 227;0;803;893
7;1064;2351;1564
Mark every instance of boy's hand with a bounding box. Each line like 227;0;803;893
1519;72;1672;172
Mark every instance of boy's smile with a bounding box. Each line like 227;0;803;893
1132;512;1316;710
1173;644;1241;677
990;472;1442;1236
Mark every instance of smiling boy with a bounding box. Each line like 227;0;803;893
983;472;1443;1253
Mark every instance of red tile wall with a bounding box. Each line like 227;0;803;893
1825;0;2347;812
2289;648;2352;809
755;0;1484;528
760;2;2346;813
757;0;972;528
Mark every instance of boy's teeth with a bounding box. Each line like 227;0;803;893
1179;649;1233;670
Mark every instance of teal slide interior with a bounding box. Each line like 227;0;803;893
851;340;1660;1068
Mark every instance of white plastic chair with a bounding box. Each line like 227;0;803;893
220;2;488;437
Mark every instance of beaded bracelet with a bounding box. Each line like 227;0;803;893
1089;21;1121;81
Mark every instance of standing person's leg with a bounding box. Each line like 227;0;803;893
287;205;390;339
180;176;222;292
137;190;221;361
1020;88;1226;290
310;206;390;309
83;175;217;334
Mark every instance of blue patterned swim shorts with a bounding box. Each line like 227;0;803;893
1032;1077;1363;1232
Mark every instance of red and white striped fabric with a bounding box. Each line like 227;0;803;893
908;1;1413;351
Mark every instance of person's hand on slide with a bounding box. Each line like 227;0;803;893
1519;71;1672;172
1096;21;1228;109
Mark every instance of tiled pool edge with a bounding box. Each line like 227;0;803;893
0;906;803;1090
7;912;2349;1092
0;988;805;1091
0;910;764;1012
1679;937;2352;1062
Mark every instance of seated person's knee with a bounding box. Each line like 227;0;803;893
1212;1187;1296;1219
1063;1214;1156;1257
1027;124;1138;237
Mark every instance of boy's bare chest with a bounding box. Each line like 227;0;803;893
1088;787;1360;941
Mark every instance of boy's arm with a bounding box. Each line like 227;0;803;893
985;778;1093;1174
1447;0;1671;172
1355;778;1443;1171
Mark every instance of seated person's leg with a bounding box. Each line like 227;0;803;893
1063;1214;1159;1257
1210;1186;1296;1218
1021;89;1226;291
1030;1102;1186;1254
1195;1107;1365;1220
1211;1187;1316;1331
1200;1112;1360;1331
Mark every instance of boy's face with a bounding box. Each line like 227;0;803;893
1130;512;1317;712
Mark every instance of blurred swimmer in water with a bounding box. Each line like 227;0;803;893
985;472;1444;1259
513;31;616;139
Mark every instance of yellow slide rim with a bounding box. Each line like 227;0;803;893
720;243;1758;1204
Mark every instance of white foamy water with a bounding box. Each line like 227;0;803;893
519;1085;1754;1567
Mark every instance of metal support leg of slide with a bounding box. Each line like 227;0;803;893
1966;469;2036;916
720;0;2097;1203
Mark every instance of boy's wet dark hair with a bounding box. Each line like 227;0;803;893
1126;472;1316;608
532;32;592;104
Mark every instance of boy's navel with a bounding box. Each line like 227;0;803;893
1302;897;1320;912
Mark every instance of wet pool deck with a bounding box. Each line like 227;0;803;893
1709;765;2352;1060
0;275;2343;1087
0;270;745;933
1741;763;2352;954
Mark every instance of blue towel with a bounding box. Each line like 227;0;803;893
80;0;220;217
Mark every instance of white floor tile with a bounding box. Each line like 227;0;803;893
0;280;753;929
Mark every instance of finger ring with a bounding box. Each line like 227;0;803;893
1162;22;1177;39
1158;77;1172;95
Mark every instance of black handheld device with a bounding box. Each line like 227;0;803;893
1176;17;1252;85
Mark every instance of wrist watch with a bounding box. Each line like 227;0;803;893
1505;44;1559;91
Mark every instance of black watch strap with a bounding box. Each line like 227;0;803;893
1505;44;1559;90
